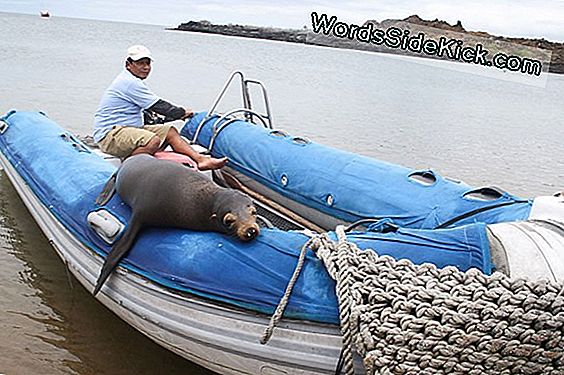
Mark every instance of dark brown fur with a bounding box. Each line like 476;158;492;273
93;154;259;295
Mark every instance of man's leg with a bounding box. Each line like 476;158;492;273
164;127;227;170
131;136;160;156
98;126;161;158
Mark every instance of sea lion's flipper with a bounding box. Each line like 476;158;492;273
95;173;117;206
93;215;141;296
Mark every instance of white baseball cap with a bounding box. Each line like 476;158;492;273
126;45;153;61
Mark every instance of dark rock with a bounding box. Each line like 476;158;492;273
174;20;308;44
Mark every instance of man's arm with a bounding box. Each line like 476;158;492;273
147;99;189;122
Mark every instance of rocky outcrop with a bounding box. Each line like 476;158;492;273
174;20;308;44
173;16;564;74
502;38;564;73
375;15;466;33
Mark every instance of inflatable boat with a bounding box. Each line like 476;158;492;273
0;108;563;374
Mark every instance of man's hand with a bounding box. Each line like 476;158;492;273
181;108;194;120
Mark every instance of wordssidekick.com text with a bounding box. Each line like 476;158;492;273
310;12;545;76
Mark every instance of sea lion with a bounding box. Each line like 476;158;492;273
92;154;260;295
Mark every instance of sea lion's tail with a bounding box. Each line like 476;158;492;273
95;172;117;206
93;215;141;296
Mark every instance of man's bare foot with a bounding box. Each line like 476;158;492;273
197;156;228;170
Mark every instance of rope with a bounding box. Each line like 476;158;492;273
317;226;564;375
260;234;314;344
262;226;564;374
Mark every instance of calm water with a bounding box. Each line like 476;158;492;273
0;12;563;374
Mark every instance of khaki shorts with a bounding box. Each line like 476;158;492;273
97;124;172;158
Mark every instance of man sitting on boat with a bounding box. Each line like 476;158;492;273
93;45;227;170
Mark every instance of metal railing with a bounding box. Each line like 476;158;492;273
190;71;273;150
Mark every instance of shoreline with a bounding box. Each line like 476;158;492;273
172;16;564;75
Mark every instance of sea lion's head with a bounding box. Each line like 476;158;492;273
212;189;260;242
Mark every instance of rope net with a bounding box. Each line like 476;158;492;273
262;226;564;375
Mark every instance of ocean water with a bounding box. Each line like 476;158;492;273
0;11;562;374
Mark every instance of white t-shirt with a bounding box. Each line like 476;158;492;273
93;70;159;142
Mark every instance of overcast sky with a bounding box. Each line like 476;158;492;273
2;0;564;42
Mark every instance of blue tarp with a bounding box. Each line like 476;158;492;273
0;111;492;324
181;112;532;229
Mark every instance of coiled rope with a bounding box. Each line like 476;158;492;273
262;226;564;374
